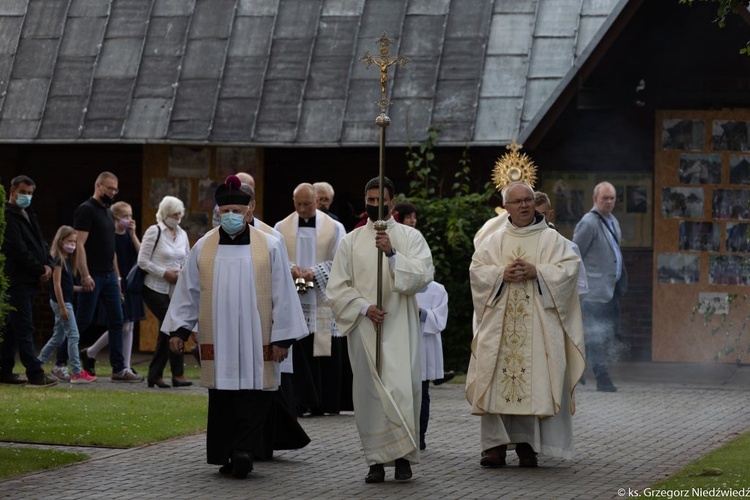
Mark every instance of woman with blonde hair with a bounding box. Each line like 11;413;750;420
139;196;191;388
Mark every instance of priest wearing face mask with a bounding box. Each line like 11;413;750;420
327;176;434;484
136;196;191;388
73;172;143;382
162;176;309;479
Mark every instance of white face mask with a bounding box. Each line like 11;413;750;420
164;217;180;229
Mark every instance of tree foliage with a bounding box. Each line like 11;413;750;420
403;128;499;371
679;0;750;54
0;183;11;336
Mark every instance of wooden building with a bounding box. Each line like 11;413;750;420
0;0;749;362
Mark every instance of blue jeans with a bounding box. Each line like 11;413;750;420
76;272;125;373
0;282;43;378
39;301;82;375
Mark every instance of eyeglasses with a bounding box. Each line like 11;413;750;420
505;197;534;207
100;184;119;194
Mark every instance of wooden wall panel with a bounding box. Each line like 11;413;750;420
653;109;750;363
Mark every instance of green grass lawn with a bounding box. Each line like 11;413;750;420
0;385;207;447
648;430;750;493
0;447;88;479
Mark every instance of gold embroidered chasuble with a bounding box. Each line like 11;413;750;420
466;218;585;418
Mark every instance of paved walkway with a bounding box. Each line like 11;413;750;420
1;362;749;499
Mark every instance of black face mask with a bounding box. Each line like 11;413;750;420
366;204;389;222
100;194;114;207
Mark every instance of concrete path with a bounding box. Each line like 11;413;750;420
1;362;748;499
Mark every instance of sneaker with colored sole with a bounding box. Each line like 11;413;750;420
111;368;144;383
51;365;70;382
70;371;97;384
79;349;96;376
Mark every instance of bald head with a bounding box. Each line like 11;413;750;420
293;183;316;219
236;172;255;189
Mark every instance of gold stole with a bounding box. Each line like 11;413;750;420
198;226;275;390
277;212;336;356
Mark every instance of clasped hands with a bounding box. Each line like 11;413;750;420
503;258;537;283
291;266;314;281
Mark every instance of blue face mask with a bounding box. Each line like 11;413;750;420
220;212;246;234
15;194;32;208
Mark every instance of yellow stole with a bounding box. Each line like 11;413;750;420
277;211;336;356
276;211;336;265
197;225;275;390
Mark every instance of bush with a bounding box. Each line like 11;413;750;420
403;128;498;371
0;183;10;337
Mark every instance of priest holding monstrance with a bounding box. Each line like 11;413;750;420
163;175;309;479
466;176;585;468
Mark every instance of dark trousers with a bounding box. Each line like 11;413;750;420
142;286;184;380
77;272;125;373
0;283;43;378
581;296;621;379
420;380;430;448
292;334;322;414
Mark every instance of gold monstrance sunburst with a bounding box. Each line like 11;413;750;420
492;140;538;193
360;32;408;376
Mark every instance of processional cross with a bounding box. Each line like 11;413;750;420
360;32;408;376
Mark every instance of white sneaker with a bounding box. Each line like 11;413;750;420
111;368;144;383
51;365;70;382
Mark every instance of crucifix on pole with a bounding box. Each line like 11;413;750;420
360;32;408;376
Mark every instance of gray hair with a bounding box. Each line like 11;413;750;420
313;181;334;198
593;181;616;199
239;182;255;202
501;181;534;204
156;196;185;223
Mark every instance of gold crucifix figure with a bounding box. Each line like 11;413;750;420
360;32;409;114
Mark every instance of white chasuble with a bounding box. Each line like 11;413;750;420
466;218;585;418
162;225;308;391
327;218;434;465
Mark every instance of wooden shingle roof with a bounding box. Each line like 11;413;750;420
0;0;623;146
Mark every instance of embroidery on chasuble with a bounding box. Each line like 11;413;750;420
494;244;536;415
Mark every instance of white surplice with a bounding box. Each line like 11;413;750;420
161;227;308;390
417;281;448;381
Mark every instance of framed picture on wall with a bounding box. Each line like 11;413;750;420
662;187;703;218
541;172;652;247
678;154;722;184
662;119;705;151
711;120;750;151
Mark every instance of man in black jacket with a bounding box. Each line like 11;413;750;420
0;175;57;386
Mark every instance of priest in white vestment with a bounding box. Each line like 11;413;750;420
416;280;448;451
163;176;309;479
275;183;347;416
327;177;434;484
466;181;585;468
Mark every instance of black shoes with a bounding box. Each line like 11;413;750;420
148;378;171;388
596;374;618;392
231;450;253;479
480;445;507;467
172;378;193;387
433;370;455;386
80;348;96;376
0;373;28;385
28;373;58;388
365;464;385;483
394;458;412;480
515;442;538;467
